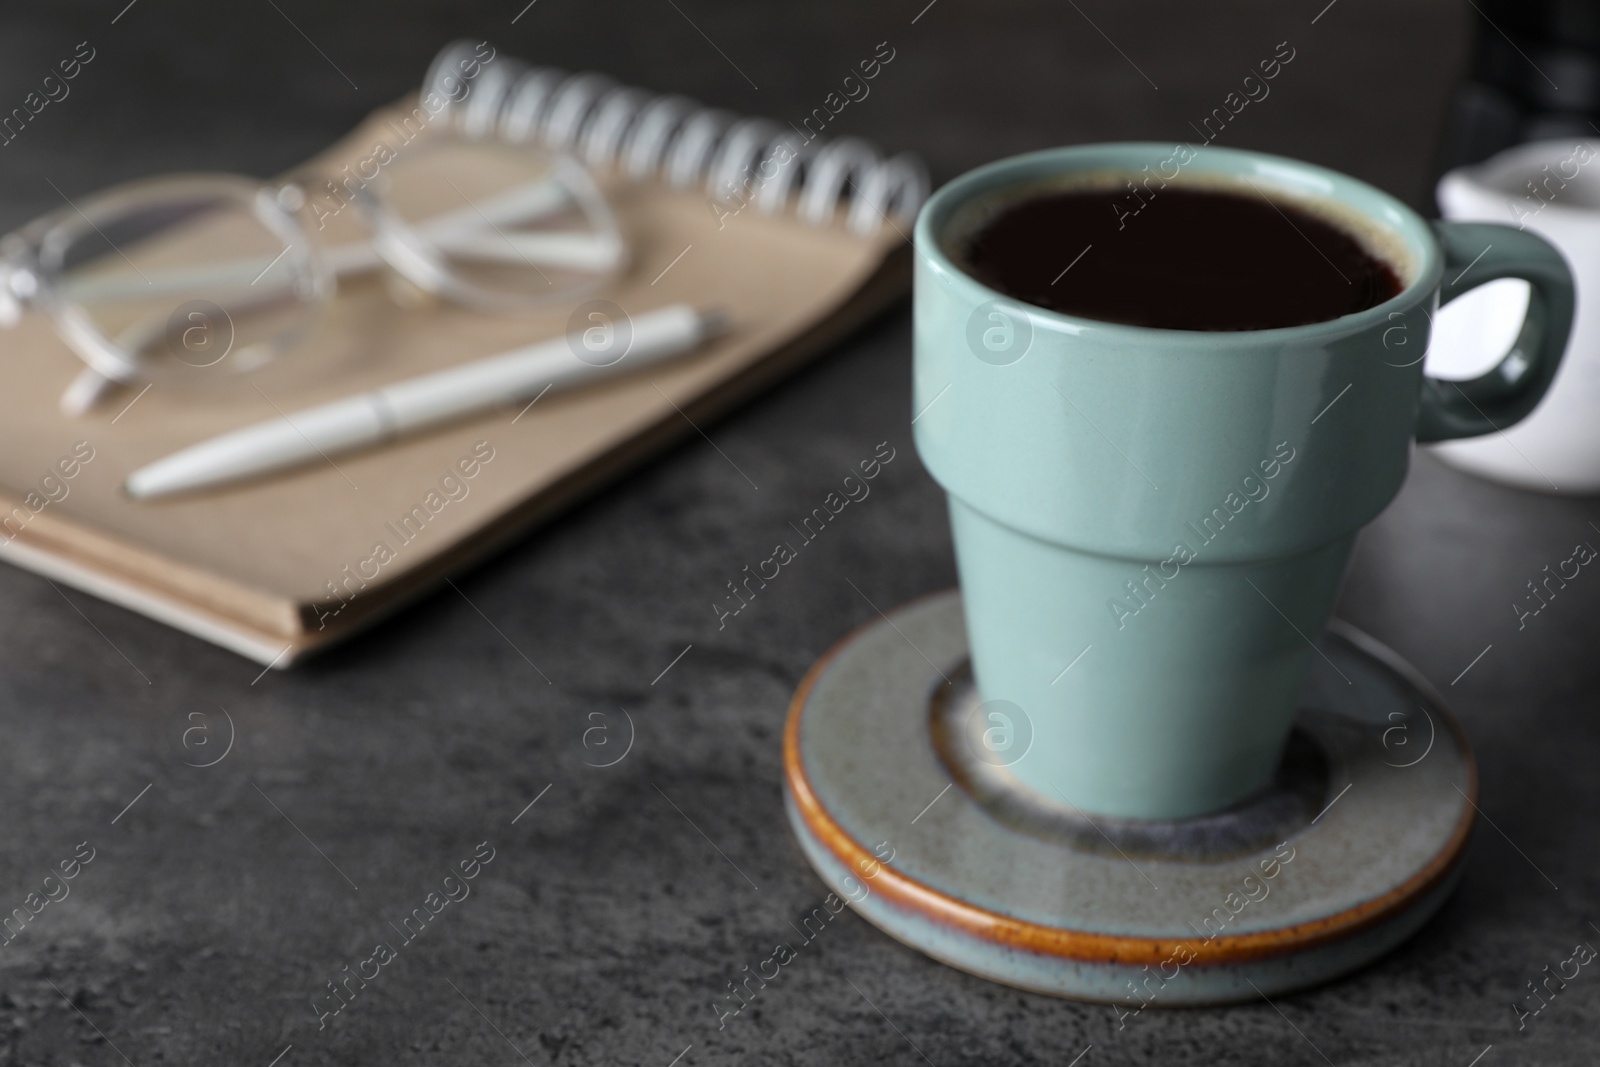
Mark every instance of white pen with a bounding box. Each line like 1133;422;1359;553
125;303;722;499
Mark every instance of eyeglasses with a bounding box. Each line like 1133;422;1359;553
0;135;626;414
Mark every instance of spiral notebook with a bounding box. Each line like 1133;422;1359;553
0;45;921;667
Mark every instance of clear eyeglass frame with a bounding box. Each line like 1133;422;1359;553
0;136;626;413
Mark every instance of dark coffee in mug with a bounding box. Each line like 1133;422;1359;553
958;183;1403;331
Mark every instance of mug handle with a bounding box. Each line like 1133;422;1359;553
1416;221;1575;443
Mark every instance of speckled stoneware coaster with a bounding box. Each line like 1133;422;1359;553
783;590;1476;1004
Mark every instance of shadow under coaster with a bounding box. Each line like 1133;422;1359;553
782;590;1476;1005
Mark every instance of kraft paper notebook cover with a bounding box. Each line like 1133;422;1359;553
0;58;920;667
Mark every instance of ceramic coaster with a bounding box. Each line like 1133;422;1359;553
783;590;1476;1004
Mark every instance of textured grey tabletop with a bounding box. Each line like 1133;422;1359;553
1;2;1596;1065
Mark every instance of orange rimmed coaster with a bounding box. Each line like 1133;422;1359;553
782;589;1475;1004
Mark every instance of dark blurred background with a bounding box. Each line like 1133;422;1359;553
1439;0;1600;169
1;0;1477;223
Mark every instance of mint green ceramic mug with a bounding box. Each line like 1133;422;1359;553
913;143;1573;820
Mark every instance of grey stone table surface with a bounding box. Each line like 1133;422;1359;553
1;1;1596;1064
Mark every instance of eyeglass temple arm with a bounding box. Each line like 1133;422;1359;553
61;177;614;307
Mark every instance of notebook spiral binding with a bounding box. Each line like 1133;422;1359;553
423;40;929;238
